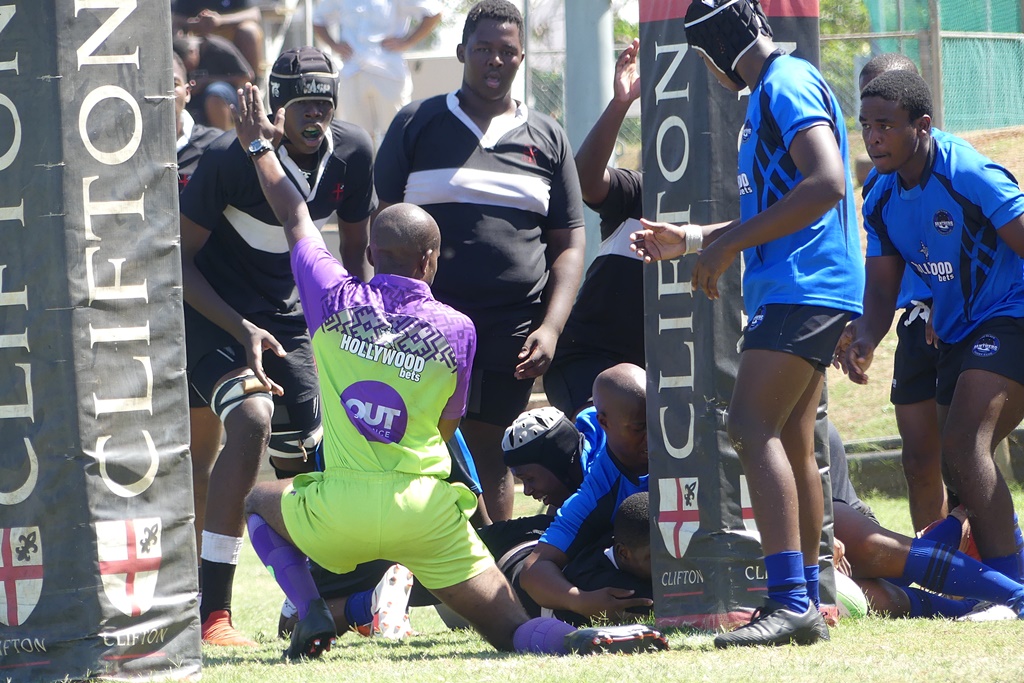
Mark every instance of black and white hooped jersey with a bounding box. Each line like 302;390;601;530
375;92;585;317
179;119;376;336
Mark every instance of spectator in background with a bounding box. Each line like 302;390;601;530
545;38;645;418
313;0;443;146
172;0;265;83
173;34;254;131
375;0;586;523
174;53;221;193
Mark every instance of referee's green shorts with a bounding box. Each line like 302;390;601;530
280;468;494;590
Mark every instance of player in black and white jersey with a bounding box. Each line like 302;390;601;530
545;38;645;418
174;53;220;194
375;0;585;522
179;45;376;646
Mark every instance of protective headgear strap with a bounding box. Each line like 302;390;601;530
684;0;773;88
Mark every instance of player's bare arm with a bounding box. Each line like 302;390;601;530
574;38;640;205
630;219;736;262
515;226;585;379
520;542;653;617
844;254;904;385
180;214;285;395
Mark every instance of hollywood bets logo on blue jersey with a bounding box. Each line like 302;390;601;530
737;172;752;196
911;241;954;283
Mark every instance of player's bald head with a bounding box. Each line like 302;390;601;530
369;204;441;281
592;363;646;414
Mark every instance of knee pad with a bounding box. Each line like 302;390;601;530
268;397;324;477
210;373;274;423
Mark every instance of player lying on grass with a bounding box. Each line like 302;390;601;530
521;364;653;623
835;500;1024;619
231;81;668;661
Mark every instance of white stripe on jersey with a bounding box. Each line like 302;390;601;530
403;167;551;215
598;218;642;259
223;205;331;253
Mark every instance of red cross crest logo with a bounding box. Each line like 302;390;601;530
0;526;43;627
96;518;162;618
657;477;700;559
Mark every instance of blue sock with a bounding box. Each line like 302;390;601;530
1013;514;1024;576
903;539;1024;605
343;587;374;628
903;587;976;619
246;514;320;620
804;565;820;608
764;551;809;613
983;553;1023;584
513;617;576;655
919;515;962;548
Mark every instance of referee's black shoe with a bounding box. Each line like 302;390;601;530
285;598;337;661
713;599;828;648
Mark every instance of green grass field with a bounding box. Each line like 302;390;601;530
198;488;1024;683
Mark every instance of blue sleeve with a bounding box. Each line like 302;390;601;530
766;61;836;149
951;148;1024;230
539;453;619;557
862;182;899;259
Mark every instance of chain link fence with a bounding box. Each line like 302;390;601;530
525;45;642;170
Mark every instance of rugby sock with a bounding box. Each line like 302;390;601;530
343;588;374;629
199;531;243;622
1012;514;1024;575
902;539;1024;604
513;617;576;655
764;551;810;614
246;514;320;620
918;515;962;548
804;565;820;608
982;553;1022;584
902;587;976;619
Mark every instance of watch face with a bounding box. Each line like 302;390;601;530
248;139;266;154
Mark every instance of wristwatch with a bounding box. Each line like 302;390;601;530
247;138;273;159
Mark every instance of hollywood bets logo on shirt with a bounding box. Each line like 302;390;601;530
911;242;954;283
341;381;409;444
737;173;752;196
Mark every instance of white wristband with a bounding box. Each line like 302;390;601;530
683;225;703;254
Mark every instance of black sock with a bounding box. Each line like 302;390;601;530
200;560;236;622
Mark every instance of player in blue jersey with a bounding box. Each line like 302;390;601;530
632;0;863;647
520;363;654;622
847;69;1024;604
835;54;946;532
374;0;586;523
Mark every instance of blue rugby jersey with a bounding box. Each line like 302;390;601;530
738;52;864;318
540;407;647;558
863;131;1024;343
